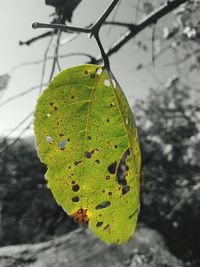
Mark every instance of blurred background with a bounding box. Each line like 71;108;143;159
0;0;200;266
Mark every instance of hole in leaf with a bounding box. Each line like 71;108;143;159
96;68;102;75
122;185;130;195
72;196;80;202
84;151;92;158
116;148;130;186
108;161;117;174
95;201;111;210
104;79;110;87
58;140;66;150
46;136;53;143
72;184;80;192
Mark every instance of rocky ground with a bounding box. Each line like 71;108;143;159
0;226;184;267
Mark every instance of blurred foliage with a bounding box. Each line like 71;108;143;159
0;138;77;246
45;0;82;23
135;77;200;265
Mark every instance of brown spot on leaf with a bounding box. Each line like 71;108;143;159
59;133;64;137
88;136;92;140
84;151;92;158
96;222;103;228
95;160;100;164
71;208;89;226
74;160;82;166
72;196;80;202
103;224;110;231
72;184;80;192
95;201;111;210
106;175;110;180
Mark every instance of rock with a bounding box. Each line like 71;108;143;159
0;226;185;267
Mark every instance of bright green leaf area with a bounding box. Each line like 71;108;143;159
34;64;141;244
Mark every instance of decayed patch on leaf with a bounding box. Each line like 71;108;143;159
34;64;141;244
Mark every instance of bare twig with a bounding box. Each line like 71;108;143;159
49;30;62;82
0;84;47;108
40;33;54;94
19;30;56;46
166;182;200;219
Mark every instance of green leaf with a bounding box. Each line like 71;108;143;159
34;64;141;244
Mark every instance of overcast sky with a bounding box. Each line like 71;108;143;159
0;0;177;137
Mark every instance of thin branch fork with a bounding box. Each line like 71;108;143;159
32;0;120;70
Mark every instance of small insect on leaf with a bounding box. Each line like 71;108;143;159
34;64;141;244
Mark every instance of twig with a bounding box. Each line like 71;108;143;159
0;84;47;108
19;30;56;46
40;33;54;94
2;112;33;140
0;119;33;157
166;182;200;219
49;30;62;82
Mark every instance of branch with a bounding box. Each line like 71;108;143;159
96;0;189;62
19;30;56;46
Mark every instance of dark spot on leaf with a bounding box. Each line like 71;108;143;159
59;133;64;137
50;102;53;106
110;103;114;107
106;118;110;123
72;184;80;192
95;160;100;164
67;138;70;142
74;160;82;166
95;201;111;210
84;70;88;75
106;175;110;180
96;222;103;228
108;161;117;174
91;150;95;154
90;74;95;79
71;181;76;185
117;239;120;243
108;192;112;196
116;148;130;186
84;151;92;158
71;95;75;99
103;224;110;231
129;209;138;219
122;185;130;195
72;196;79;202
54;106;58;111
114;145;118;149
88;136;92;140
102;189;105;193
